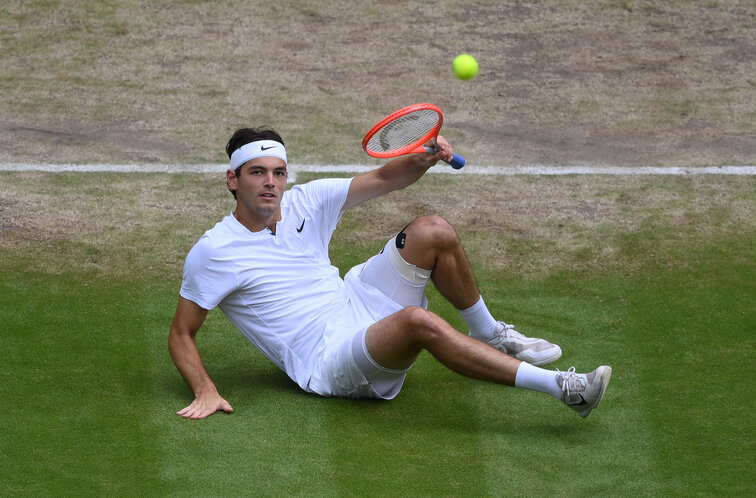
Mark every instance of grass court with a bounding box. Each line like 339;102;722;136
1;171;753;495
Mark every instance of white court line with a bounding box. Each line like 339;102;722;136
291;164;756;176
1;162;754;184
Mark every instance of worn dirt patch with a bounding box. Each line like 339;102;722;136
2;171;752;280
0;1;753;166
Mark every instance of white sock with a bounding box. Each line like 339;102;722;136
514;362;563;399
458;296;499;341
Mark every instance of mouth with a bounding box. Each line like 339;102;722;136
260;192;277;199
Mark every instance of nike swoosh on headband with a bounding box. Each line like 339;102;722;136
229;140;287;169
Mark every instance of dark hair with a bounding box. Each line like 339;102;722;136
226;127;285;159
225;127;285;199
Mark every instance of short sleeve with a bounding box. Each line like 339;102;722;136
179;235;238;310
291;177;352;236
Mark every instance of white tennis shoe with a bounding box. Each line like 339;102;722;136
485;322;562;366
557;366;612;418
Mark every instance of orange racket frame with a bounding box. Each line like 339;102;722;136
362;103;465;168
361;103;443;158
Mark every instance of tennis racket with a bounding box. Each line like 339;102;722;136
362;103;466;169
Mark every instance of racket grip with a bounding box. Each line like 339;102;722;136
449;154;466;169
422;147;466;169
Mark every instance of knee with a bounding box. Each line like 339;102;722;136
400;306;448;343
408;215;458;248
412;215;453;233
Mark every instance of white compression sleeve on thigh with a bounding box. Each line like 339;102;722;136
358;239;431;309
514;362;563;399
458;296;499;341
387;241;431;285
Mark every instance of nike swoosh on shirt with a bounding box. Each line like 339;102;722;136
297;219;306;233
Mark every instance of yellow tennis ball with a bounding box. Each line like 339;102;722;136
452;54;478;80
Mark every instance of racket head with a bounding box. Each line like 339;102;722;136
362;103;444;159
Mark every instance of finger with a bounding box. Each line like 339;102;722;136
177;404;193;417
179;406;201;419
190;403;228;420
177;400;205;418
437;144;453;161
186;404;211;419
177;400;233;419
432;148;450;164
435;136;454;161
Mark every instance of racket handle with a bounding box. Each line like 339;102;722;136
422;147;466;169
449;154;466;169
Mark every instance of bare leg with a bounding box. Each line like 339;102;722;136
397;215;480;310
364;306;612;419
365;306;520;386
393;215;563;367
361;217;610;416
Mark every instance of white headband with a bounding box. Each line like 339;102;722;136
229;140;287;170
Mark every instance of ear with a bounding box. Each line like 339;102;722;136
226;168;238;190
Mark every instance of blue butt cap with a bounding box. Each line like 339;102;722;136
449;154;465;169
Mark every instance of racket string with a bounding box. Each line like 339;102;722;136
365;109;440;154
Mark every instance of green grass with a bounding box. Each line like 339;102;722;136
2;244;752;495
1;172;753;496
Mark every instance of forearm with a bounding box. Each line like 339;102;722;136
375;154;433;192
383;134;454;190
168;330;217;396
345;154;433;209
168;297;231;418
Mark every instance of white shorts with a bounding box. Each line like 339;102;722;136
309;235;431;399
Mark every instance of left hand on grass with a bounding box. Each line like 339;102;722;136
177;390;234;420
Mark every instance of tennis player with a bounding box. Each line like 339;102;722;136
168;127;611;419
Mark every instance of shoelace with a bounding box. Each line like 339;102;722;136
499;322;523;339
556;366;584;395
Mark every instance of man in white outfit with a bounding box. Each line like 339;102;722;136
168;127;611;419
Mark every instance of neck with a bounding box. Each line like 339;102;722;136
233;207;281;233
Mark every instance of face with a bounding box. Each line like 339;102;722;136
227;156;288;226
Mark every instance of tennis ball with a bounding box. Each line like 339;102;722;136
452;54;478;80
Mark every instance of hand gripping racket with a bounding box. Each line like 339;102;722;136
362;103;466;169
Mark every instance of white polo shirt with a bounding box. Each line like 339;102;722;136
180;178;359;392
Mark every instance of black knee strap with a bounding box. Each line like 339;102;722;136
395;223;411;249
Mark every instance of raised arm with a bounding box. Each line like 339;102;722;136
343;136;454;210
168;296;234;419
